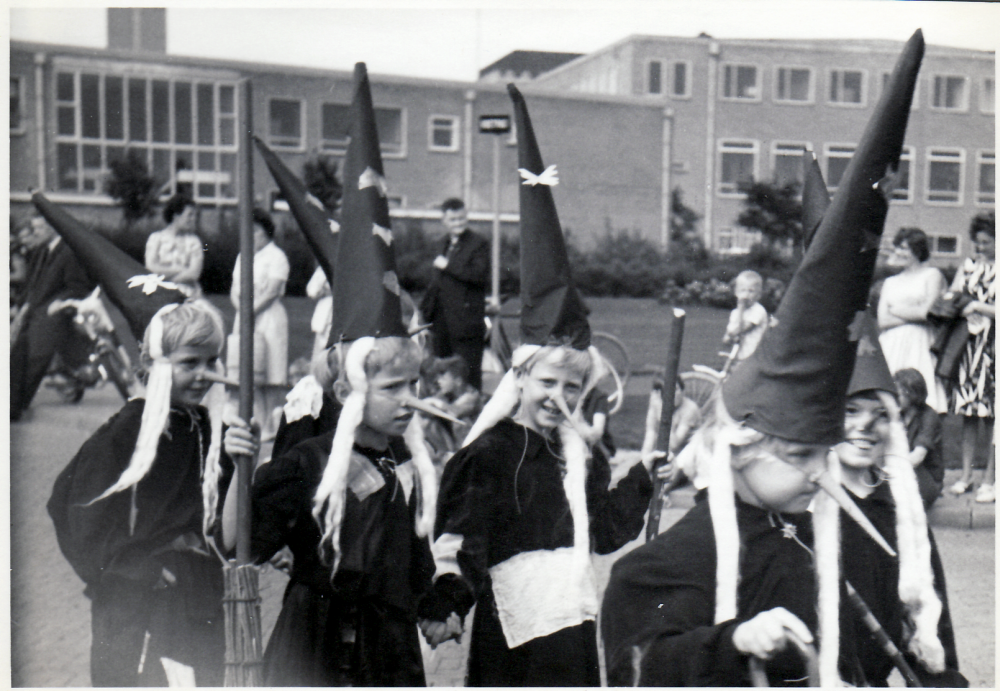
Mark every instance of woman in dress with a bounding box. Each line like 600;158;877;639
145;194;204;298
877;227;948;412
946;212;995;502
229;208;290;441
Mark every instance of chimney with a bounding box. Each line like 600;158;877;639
108;8;166;53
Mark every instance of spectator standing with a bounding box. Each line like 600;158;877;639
419;198;490;389
722;270;769;362
895;368;946;509
10;213;94;420
877;227;948;412
229;208;290;441
145;194;204;298
946;212;995;502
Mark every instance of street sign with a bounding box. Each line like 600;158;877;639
479;115;511;134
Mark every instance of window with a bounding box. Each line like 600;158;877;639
428;115;459;152
981;77;995;114
53;68;238;201
976;151;995;206
823;143;856;191
892;146;914;203
671;61;691;99
931;75;969;111
721;64;759;101
925;148;964;205
933;236;959;255
882;72;919;109
828;69;865;105
717;227;762;255
717;140;758;195
269;98;303;149
321;103;406;157
775;67;813;103
10;76;24;132
647;60;662;95
771;142;809;189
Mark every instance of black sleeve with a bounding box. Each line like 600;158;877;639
250;449;316;564
442;235;490;288
587;454;653;555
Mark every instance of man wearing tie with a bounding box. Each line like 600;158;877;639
420;198;490;389
10;214;94;420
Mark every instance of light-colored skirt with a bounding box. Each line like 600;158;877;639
879;322;948;413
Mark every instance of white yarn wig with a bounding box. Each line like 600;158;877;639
312;336;438;577
90;299;227;539
703;392;842;686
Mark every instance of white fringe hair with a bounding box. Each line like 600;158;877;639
706;395;842;686
404;411;438;538
883;453;945;672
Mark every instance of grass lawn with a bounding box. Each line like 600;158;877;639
206;294;964;461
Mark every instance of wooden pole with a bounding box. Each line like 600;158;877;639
490;133;501;309
223;77;263;687
645;307;685;542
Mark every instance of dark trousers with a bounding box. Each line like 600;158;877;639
10;310;90;418
431;323;485;390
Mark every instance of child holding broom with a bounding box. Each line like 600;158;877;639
220;62;454;687
39;191;234;687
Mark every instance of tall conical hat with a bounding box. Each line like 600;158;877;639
328;63;407;343
846;313;896;397
508;83;590;350
31;192;187;339
801;149;831;252
254;135;339;289
722;30;924;445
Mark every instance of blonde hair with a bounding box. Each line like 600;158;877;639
735;270;763;292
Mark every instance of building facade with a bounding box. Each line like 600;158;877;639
537;34;995;259
9;15;995;263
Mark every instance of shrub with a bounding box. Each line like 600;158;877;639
103;149;160;227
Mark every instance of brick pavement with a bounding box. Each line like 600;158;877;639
9;388;995;687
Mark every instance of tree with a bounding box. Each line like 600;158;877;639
302;154;343;213
104;149;159;227
669;186;707;261
736;180;803;253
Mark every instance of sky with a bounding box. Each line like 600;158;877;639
7;1;1000;83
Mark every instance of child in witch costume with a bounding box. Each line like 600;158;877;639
221;63;450;687
416;84;653;687
39;193;234;687
834;316;965;686
600;31;925;687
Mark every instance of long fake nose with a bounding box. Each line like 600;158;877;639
811;470;896;557
200;369;239;387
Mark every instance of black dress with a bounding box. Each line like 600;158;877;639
271;389;342;462
250;431;435;686
841;483;965;687
47;400;233;687
422;418;652;686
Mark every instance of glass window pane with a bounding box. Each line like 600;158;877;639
129;78;147;142
153;148;171;192
58;106;75;136
892;159;911;200
929;161;960;192
175;149;193;196
57;143;78;191
219;117;234;146
219;85;234;114
174;81;192;145
722;152;753;185
152;80;170;143
57;72;75;102
946;77;964;108
790;69;810;100
10;78;21;130
197;83;214;146
81;73;100;139
774;155;801;188
322;103;350;143
648;61;661;94
375;108;401;146
219;152;236;198
83;144;102;192
270;99;301;143
737;67;756;98
979;162;995;194
828;157;851;188
843;72;862;102
105;75;124;140
673;63;686;96
198;150;215;171
432;119;452;148
936;237;957;254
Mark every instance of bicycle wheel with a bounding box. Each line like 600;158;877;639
679;370;720;413
591;331;630;400
99;347;134;402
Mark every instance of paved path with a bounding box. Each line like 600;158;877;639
9;386;995;686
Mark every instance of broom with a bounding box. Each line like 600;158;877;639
223;78;263;687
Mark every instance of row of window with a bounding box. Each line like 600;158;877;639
716;226;964;256
647;59;995;113
716;140;995;207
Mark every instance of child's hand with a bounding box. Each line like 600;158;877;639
224;417;260;458
732;607;813;660
419;612;464;648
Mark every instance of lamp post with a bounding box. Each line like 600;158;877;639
478;114;511;311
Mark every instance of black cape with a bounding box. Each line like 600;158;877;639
270;390;342;462
250;431;435;686
47;399;233;686
422;418;652;686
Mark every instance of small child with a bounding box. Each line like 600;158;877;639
723;270;769;361
421;355;484;467
49;301;233;687
894;368;946;509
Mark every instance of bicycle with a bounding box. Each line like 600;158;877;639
678;343;739;412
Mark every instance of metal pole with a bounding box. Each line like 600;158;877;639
490;133;501;309
236;78;255;566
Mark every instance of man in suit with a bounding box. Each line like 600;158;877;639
420;198;490;389
10;213;94;420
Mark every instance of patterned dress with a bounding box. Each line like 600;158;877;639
949;257;995;417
